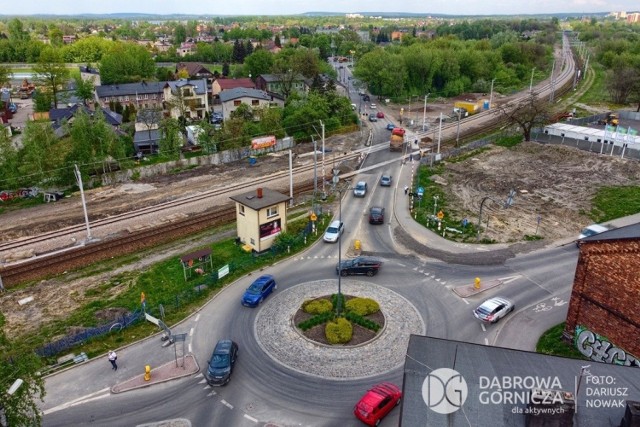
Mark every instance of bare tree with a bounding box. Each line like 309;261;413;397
606;67;639;105
494;93;551;142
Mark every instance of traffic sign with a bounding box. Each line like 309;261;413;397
437;210;444;220
417;186;425;197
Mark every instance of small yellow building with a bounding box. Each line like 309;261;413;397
230;188;290;253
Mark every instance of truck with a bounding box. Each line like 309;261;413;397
390;127;405;151
453;101;481;118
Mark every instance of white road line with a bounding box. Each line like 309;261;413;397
243;414;259;423
418;269;424;274
194;314;200;322
188;343;192;353
221;399;233;409
207;391;217;397
481;324;487;332
435;278;441;282
484;338;489;345
189;328;194;336
43;388;111;415
462;298;470;305
198;378;207;384
441;281;446;285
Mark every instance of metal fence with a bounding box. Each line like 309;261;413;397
35;221;318;359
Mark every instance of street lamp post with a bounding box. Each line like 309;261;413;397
422;93;430;131
455;109;462;146
489;79;495;110
333;176;351;316
529;67;536;93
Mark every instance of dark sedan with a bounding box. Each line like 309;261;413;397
336;257;382;277
205;339;238;386
369;207;385;224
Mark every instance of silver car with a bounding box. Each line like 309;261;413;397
473;297;514;323
323;220;344;243
353;181;368;197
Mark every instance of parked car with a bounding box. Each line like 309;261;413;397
8;103;17;113
369;207;385;225
576;224;609;246
473;297;514;323
380;175;392;187
386;123;395;131
323;220;344;243
368;113;377;122
337;256;382;277
241;274;277;307
376;111;384;118
370;103;377;109
353;181;368;197
354;382;402;426
205;339;238;386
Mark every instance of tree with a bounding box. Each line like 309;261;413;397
0;125;19;188
99;42;156;84
33;46;70;108
232;39;246;63
158;117;183;159
495;93;551;142
0;314;46;427
274;34;281;48
222;62;230;77
73;75;95;106
17;121;62;185
244;49;274;80
606;66;639;105
0;65;11;89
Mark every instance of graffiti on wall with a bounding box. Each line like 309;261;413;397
0;187;39;202
575;325;640;368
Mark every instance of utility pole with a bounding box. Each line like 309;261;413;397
422;93;429;131
489;79;495;110
455;109;462;147
74;164;92;242
437;113;443;154
529;67;536;93
320;120;326;196
549;60;556;103
289;150;293;207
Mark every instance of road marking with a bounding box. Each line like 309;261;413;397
221;399;233;409
189;328;194;336
481;324;486;332
43;387;111;415
194;314;200;322
435;278;441;282
462;299;470;305
188;343;192;353
243;414;259;423
198;378;207;384
207;391;217;397
441;281;446;285
484;338;489;345
498;275;522;284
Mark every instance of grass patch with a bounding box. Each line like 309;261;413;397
590;186;640;223
494;134;523;148
536;323;587;360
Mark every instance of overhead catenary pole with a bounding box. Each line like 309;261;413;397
422;93;430;131
437;113;443;154
74;164;92;242
529;67;536;93
489;78;495;110
289;149;293;207
320;120;325;196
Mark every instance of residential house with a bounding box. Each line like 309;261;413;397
255;74;307;98
48;105;123;138
62;35;76;44
133;128;163;154
163;79;209;121
219;88;284;121
177;41;196;57
211;78;255;104
175;62;215;81
79;66;101;87
95;81;166;110
153;40;172;53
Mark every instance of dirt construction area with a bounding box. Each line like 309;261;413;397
2;129;640;339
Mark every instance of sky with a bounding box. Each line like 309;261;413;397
2;0;637;17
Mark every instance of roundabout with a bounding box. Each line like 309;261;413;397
254;280;426;380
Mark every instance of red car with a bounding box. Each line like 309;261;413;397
354;382;402;426
376;111;384;118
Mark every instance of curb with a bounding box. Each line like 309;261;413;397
110;354;200;394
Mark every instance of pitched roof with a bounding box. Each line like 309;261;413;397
165;78;208;96
582;222;640;242
215;78;255;90
229;188;290;210
219;88;271;103
176;62;213;76
48;105;122;126
133;128;163;143
95;81;166;98
258;73;306;83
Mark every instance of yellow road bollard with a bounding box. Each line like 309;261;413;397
474;277;481;289
354;240;361;251
144;365;151;381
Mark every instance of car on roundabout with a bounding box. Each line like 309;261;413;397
380;175;392;187
205;339;238;386
241;274;277;307
472;296;514;323
368;207;385;225
336;256;382;277
386;123;395;131
353;382;402;426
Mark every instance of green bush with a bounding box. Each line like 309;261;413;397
345;312;381;332
302;298;333;315
345;297;380;316
331;293;345;311
297;312;334;331
325;317;353;344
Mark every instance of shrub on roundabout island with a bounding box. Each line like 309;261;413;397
325;317;353;344
345;297;380;316
302;298;333;315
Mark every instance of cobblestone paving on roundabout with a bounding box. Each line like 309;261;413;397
254;280;426;380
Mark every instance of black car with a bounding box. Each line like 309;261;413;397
206;339;238;386
363;94;370;102
369;207;385;224
336;256;382;277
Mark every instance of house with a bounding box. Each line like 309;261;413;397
219;88;284;121
79;66;101;87
211;78;255;103
175;62;214;81
133;128;162;154
95;81;166;110
177;41;196;57
49;105;122;128
163;79;209;121
62;35;76;44
255;74;307;98
153;40;172;53
229;188;290;253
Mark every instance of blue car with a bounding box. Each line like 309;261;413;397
241;275;277;307
386;123;395;131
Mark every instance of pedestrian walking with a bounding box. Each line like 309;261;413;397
108;350;118;371
404;185;409;195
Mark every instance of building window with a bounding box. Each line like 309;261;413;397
143;94;149;99
251;100;259;106
124;96;129;102
266;206;278;218
250;238;255;245
234;100;241;106
239;205;245;216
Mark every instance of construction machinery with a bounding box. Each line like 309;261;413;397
598;113;619;126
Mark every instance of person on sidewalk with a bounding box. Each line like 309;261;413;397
108;350;118;371
404;185;409;195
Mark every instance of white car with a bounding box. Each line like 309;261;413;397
576;224;609;247
370;103;377;109
323;220;344;243
473;297;514;323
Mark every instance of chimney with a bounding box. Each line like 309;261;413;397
257;188;263;198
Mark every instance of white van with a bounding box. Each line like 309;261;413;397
576;224;609;246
